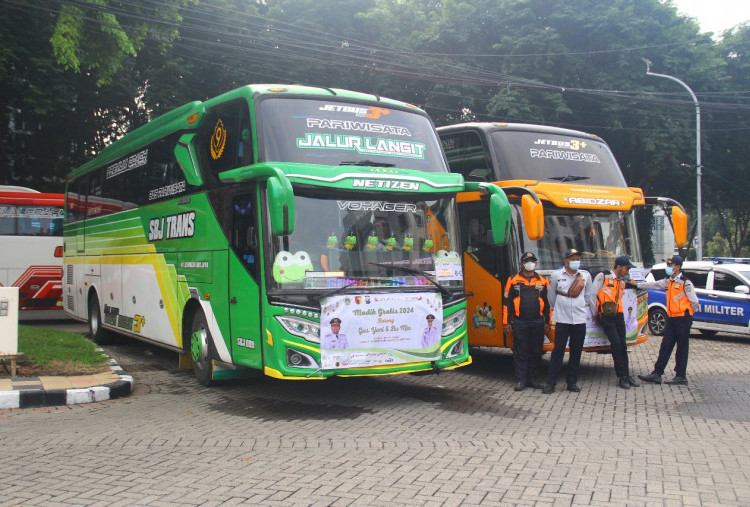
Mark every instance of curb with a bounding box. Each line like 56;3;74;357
0;354;134;410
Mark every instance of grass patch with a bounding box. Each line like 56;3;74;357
19;326;107;365
0;326;111;377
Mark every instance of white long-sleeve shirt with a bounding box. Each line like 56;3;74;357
548;268;594;325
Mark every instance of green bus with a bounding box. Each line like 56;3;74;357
64;84;512;384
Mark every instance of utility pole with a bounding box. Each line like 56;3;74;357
644;59;702;260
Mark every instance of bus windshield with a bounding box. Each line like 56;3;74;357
268;193;462;292
489;130;626;186
259;98;446;172
514;205;642;274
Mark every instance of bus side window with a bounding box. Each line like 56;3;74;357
200;99;253;182
232;191;259;278
441;131;492;182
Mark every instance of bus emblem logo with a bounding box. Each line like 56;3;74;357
210;119;227;160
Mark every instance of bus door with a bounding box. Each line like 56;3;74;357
459;199;508;346
228;190;263;369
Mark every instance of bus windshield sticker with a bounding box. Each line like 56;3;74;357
210;118;227;160
272;251;313;284
296;133;426;159
320;291;442;369
533;138;586;150
529;149;600;163
336;201;419;212
105;149;148;179
305;118;411;136
433;250;462;281
318;104;391;119
350;180;420;191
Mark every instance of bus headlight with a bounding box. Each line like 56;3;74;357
447;338;465;358
286;348;319;369
441;309;466;336
275;315;320;343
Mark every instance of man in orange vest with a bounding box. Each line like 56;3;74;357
635;255;699;385
591;256;641;389
503;252;551;391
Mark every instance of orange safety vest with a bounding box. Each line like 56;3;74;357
503;272;550;324
666;278;695;317
596;275;624;315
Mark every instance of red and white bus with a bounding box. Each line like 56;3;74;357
0;186;65;318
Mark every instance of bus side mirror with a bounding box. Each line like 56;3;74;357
267;176;295;236
671;205;688;247
521;194;544;241
174;134;203;186
487;189;511;246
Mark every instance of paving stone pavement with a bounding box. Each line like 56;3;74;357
2;333;750;505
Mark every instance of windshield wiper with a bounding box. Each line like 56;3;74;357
549;174;590;182
314;276;404;303
367;262;453;299
339;160;396;167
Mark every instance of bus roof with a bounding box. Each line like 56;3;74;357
0;188;64;205
70;84;423;180
437;122;605;143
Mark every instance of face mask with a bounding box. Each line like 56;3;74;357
568;260;581;271
523;262;536;271
665;266;674;276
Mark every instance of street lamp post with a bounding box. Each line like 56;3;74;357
644;60;702;260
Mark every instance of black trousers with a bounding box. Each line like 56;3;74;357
653;315;692;377
546;322;586;386
512;318;545;383
599;313;630;379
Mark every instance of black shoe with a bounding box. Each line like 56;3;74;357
542;384;555;394
638;372;662;384
618;377;631;389
665;376;688;386
526;381;543;390
514;382;526;391
566;383;581;393
627;376;641;387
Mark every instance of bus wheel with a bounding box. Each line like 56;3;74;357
88;294;111;345
190;311;215;386
648;308;667;336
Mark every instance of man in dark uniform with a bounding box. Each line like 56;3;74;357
591;255;641;389
503;252;551;391
635;255;699;385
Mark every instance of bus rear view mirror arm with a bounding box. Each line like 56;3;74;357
464;182;512;246
174;134;203;187
499;186;544;241
219;164;295;236
645;196;688;248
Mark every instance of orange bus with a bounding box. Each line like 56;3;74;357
438;123;687;351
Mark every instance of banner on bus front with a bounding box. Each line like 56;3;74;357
320;292;443;369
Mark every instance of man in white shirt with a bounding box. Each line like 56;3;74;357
421;314;440;348
322;318;349;349
543;249;594;394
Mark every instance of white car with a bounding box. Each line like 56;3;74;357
645;258;750;336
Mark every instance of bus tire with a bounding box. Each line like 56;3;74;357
88;293;112;345
190;311;215;386
648;307;667;336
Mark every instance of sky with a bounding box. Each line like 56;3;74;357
671;0;750;35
